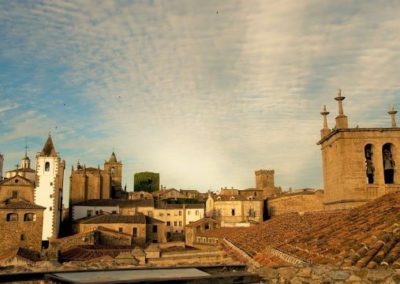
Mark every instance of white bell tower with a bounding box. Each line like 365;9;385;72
34;135;65;240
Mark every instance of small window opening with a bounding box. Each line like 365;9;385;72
365;144;375;184
383;143;395;184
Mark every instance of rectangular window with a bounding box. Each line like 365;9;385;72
132;227;138;237
231;209;235;216
20;234;26;241
159;213;163;217
112;210;117;214
179;211;182;216
179;221;182;226
167;213;170;216
195;210;199;215
167;221;171;226
12;191;18;199
152;225;158;233
174;221;177;226
187;211;191;215
119;227;123;233
87;210;93;217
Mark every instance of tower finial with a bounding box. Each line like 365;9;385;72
334;88;349;129
388;104;398;127
24;143;28;158
320;105;330;138
321;105;329;127
334;89;345;115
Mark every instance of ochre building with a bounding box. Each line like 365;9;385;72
69;152;123;207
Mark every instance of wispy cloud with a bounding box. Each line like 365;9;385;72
0;0;399;193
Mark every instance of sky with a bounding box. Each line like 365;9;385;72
0;0;399;194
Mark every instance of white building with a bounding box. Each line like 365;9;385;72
34;135;65;241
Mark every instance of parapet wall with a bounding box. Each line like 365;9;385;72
268;192;324;216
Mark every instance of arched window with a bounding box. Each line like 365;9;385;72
6;213;18;221
45;162;50;172
383;143;395;184
365;144;375;184
24;213;36;221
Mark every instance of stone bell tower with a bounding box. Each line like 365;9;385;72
318;90;400;210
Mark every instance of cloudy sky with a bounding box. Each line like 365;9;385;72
0;0;399;194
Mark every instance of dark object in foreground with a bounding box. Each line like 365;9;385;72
0;264;261;284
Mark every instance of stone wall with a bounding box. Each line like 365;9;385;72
268;192;324;216
0;208;44;252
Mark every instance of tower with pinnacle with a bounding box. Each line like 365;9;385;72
318;90;400;210
34;135;65;240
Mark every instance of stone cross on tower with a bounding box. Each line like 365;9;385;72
320;105;331;138
388;104;398;127
334;89;349;129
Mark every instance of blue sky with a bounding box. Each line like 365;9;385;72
0;0;399;193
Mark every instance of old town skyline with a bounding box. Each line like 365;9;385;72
1;1;400;192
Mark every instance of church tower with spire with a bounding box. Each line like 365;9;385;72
34;135;65;241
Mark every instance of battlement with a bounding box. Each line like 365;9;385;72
255;169;274;175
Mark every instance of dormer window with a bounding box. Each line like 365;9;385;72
45;162;50;172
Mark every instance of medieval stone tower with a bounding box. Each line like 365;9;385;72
318;90;400;209
34;135;65;240
255;170;277;198
0;153;3;181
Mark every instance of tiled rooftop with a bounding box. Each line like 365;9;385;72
0;198;45;210
209;192;400;268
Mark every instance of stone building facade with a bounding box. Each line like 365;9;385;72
184;218;220;246
75;213;166;245
318;90;400;209
206;193;264;226
34;135;65;240
69;152;123;207
0;174;44;252
0;199;44;252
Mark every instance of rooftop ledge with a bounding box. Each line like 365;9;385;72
317;127;400;145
